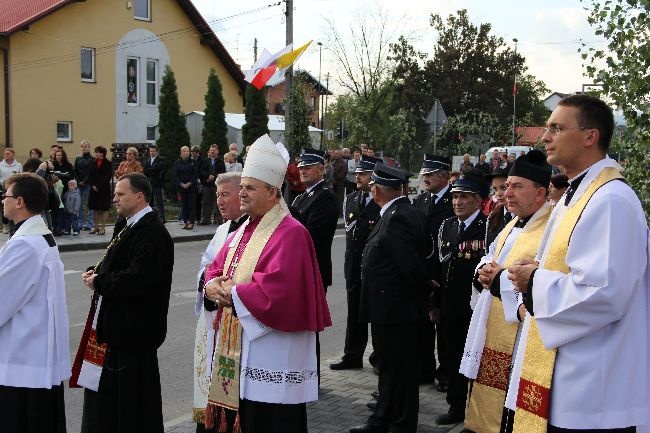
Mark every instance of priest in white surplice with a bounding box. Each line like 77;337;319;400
507;94;649;433
204;135;332;433
0;173;70;433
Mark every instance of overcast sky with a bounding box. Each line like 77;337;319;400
190;0;605;97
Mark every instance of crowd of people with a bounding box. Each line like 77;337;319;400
1;94;649;433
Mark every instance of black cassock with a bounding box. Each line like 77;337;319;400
81;211;174;433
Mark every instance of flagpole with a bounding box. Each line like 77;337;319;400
512;38;518;147
284;0;294;150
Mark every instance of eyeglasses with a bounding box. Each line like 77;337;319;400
543;125;589;136
1;194;17;200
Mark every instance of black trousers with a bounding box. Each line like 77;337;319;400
81;348;163;433
342;284;369;363
180;189;197;224
0;383;66;433
239;399;307;433
149;185;165;222
441;313;471;413
417;316;437;380
368;322;419;433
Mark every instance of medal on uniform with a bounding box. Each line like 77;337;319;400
465;251;471;259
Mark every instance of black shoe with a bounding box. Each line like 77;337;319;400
329;359;362;370
436;378;448;392
435;411;464;425
370;391;379;400
349;423;388;433
366;401;376;410
419;374;436;384
198;221;210;225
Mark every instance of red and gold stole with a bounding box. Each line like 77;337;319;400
465;204;551;433
207;203;287;413
513;167;622;433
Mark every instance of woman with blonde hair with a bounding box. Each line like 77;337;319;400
224;150;242;172
114;147;143;178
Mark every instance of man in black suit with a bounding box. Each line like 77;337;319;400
80;172;174;433
432;170;488;425
290;148;339;291
198;144;226;225
412;154;454;388
484;165;513;247
330;155;382;371
349;163;434;433
290;147;339;382
142;144;166;222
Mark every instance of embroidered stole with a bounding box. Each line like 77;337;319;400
208;204;287;411
513;168;623;433
465;205;551;433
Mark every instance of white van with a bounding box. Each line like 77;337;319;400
485;146;533;159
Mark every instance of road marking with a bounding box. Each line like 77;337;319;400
64;269;81;275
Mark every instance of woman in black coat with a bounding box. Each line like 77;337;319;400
174;145;198;230
85;145;112;235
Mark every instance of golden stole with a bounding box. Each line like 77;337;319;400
465;205;551;433
208;204;288;410
513;168;622;432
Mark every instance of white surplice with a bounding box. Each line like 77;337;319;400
506;158;649;429
232;289;318;404
0;215;70;388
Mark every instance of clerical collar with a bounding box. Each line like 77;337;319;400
126;205;153;227
306;179;325;193
563;171;588;206
459;208;481;228
515;215;533;228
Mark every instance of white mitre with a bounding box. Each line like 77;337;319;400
241;134;290;189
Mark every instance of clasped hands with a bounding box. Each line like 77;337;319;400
81;269;97;290
205;276;235;307
478;259;538;293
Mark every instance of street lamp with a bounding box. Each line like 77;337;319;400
317;41;323;146
512;38;518;147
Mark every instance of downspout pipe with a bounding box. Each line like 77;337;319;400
1;47;9;148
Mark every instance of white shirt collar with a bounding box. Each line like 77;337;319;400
459;208;481;228
379;196;402;217
126;205;153;227
306;179;325;193
431;183;450;202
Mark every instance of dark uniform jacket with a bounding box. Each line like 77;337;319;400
290;180;339;287
433;212;487;318
343;190;381;287
74;153;95;183
360;197;434;324
143;155;165;187
93;211;174;350
199;157;226;186
412;187;454;240
485;205;511;247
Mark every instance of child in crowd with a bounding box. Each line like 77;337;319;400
64;179;81;235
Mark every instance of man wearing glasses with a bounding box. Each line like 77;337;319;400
507;94;649;432
0;173;70;432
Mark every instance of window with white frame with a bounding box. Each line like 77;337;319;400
80;47;95;82
127;57;139;105
57;121;72;142
134;0;150;21
146;59;158;105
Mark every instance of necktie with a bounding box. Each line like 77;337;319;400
504;212;513;224
458;221;466;239
361;192;369;207
431;194;438;204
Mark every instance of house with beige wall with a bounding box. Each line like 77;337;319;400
0;0;245;161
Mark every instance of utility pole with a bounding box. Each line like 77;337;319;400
253;37;258;62
511;38;518;147
284;0;293;149
324;72;329;145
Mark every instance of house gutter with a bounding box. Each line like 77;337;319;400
1;47;8;148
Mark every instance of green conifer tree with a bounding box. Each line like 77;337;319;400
157;64;190;196
201;69;229;155
242;84;270;147
287;81;312;156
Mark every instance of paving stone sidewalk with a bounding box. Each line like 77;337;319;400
164;352;465;433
